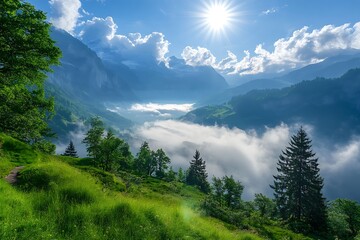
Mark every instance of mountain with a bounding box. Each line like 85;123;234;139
202;52;360;105
106;56;229;101
45;81;132;142
182;68;360;141
48;28;137;102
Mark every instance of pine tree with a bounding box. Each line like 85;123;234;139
62;140;78;158
186;150;210;193
271;127;327;233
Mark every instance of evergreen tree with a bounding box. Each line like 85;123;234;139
134;142;154;175
186;150;210;193
62;140;78;158
271;127;327;233
165;166;177;182
177;167;185;183
0;0;61;151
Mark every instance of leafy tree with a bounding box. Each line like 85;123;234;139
62;140;78;158
186;150;210;193
82;117;132;171
153;148;170;178
253;193;276;218
271;127;327;233
212;176;225;206
0;0;61;148
223;175;243;210
328;199;360;239
98;130;130;171
82;117;104;160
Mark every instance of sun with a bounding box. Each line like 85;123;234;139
205;3;230;32
198;0;237;37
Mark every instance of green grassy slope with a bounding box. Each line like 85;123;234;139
0;134;265;240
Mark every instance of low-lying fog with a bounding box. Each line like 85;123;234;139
56;103;360;201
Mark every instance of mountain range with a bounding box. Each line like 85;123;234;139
182;68;360;142
201;51;360;105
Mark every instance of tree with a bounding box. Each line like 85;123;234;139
62;140;78;158
0;0;61;148
177;167;185;183
223;175;243;210
82;117;104;160
134;142;154;175
186;150;210;193
153;148;171;178
253;193;276;218
328;199;360;239
271;127;327;233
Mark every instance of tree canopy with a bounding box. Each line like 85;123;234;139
0;0;61;151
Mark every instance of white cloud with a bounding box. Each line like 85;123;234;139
78;16;170;65
129;103;194;114
182;22;360;76
49;0;82;33
261;8;277;15
181;46;217;67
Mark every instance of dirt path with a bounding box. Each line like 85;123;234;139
4;166;24;184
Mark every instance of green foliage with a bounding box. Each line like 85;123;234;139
253;193;276;218
271;127;327;233
186;150;210;193
328;199;360;239
82;117;104;160
0;0;61;147
82;117;133;171
134;141;154;175
78;166;126;192
153;148;171;178
62;140;78;158
0;145;263;240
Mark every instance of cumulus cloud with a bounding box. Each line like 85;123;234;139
130;120;360;201
183;22;360;76
181;46;217;67
49;0;82;33
78;16;170;65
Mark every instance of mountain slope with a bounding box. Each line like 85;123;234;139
48;28;137;102
105;56;229;101
182;68;360;141
0;133;268;240
204;52;360;105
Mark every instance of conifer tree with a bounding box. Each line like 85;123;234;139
186;150;210;193
62;140;78;158
271;127;327;233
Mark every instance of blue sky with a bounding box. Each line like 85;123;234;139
27;0;360;78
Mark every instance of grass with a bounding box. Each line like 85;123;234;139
0;134;312;239
0;134;263;240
